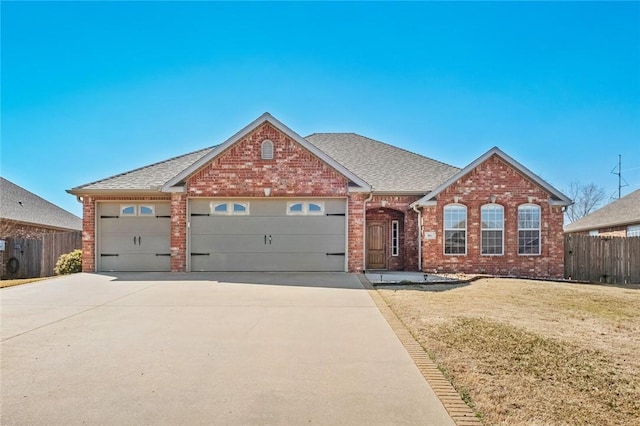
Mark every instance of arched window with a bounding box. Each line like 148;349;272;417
261;140;274;160
518;204;541;255
481;204;504;255
444;204;467;255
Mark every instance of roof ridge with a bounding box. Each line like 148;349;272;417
72;145;216;190
306;132;460;171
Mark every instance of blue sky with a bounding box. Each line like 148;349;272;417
2;1;639;217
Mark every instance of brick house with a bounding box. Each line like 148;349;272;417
1;177;82;238
68;113;572;278
1;177;82;278
564;188;640;237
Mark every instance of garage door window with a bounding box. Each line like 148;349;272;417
120;204;155;217
139;205;155;216
211;202;250;215
287;201;325;215
121;205;136;216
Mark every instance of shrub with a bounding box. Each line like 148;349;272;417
54;249;82;275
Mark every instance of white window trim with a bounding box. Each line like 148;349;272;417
261;139;274;160
589;230;600;236
120;204;137;216
139;205;155;216
286;201;325;216
119;203;157;217
391;220;399;257
443;204;467;256
480;204;504;256
210;202;250;215
518;204;541;256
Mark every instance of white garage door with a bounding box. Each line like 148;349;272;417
189;199;346;272
97;202;171;272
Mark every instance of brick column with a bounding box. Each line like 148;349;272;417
348;193;366;272
170;193;187;272
82;197;95;272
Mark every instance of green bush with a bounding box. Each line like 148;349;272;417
54;249;82;275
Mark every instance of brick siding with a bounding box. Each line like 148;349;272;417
421;154;565;278
187;123;348;198
365;195;421;271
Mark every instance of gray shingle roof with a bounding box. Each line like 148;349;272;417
71;147;215;191
564;188;640;233
1;177;82;231
70;133;460;194
305;133;460;192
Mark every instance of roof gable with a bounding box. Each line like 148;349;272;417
1;177;82;231
564;188;640;233
162;113;371;192
412;147;572;207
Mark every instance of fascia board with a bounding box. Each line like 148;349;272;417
66;188;169;196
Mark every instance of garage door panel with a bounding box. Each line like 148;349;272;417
190;216;344;235
190;199;346;216
190;234;270;254
270;234;345;253
191;253;345;272
100;236;170;254
100;253;171;272
100;218;170;235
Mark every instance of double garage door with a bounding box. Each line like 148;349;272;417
97;199;346;272
189;198;346;272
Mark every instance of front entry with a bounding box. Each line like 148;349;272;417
366;222;386;269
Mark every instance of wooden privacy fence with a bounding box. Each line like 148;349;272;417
1;231;81;279
564;234;640;284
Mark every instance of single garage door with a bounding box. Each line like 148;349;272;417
97;202;171;272
189;198;346;272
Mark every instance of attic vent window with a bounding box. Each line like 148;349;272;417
261;140;274;160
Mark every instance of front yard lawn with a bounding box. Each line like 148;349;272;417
378;278;640;425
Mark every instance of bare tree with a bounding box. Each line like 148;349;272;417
564;182;607;223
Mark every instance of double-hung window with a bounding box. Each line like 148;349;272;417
518;205;541;255
481;204;504;255
444;205;467;255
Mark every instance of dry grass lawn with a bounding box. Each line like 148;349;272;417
378;279;640;425
0;277;50;288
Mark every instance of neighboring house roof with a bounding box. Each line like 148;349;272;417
161;113;371;192
305;133;460;193
69;147;215;193
412;147;573;207
1;177;82;231
564;188;640;233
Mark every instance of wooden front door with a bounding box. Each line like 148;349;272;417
366;222;386;269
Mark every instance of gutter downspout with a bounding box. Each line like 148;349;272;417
362;192;374;272
412;204;422;271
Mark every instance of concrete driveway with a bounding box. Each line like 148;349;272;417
1;273;454;425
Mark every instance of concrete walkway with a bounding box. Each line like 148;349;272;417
1;273;455;425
